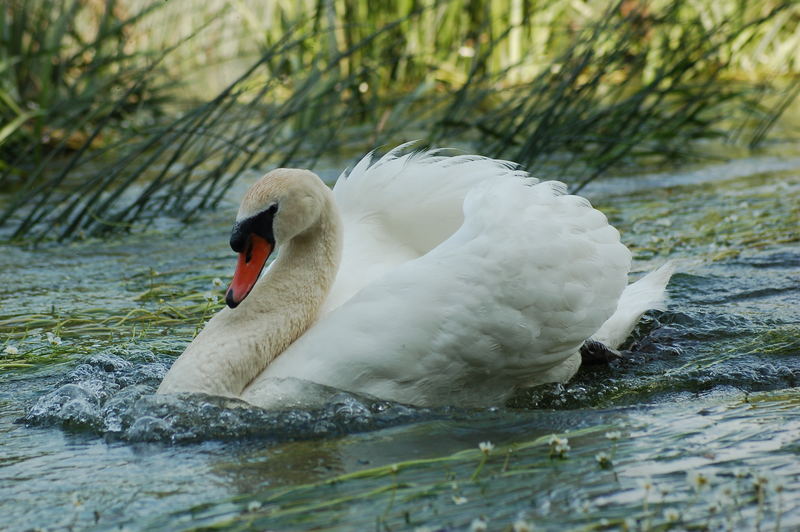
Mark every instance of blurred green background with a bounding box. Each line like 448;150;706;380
1;0;799;240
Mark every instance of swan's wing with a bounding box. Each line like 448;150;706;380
323;145;534;312
255;178;631;407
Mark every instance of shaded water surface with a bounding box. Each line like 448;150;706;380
1;155;799;531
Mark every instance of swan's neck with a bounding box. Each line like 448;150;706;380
157;196;342;397
250;208;342;337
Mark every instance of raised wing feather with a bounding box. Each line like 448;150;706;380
322;144;533;312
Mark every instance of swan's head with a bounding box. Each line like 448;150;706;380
225;168;326;308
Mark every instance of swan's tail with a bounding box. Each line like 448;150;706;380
592;261;676;349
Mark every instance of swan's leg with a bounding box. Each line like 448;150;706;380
579;339;621;365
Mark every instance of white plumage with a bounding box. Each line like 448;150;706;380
159;145;673;408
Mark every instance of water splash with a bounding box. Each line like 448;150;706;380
22;350;445;443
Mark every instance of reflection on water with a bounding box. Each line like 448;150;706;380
1;155;799;530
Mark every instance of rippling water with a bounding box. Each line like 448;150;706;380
1;154;798;531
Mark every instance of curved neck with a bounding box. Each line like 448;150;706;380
248;201;343;346
158;189;342;397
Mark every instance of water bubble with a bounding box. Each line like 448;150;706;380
125;415;172;442
23;352;464;444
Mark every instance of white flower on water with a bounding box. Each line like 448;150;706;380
752;472;771;489
512;518;533;532
246;501;262;512
452;495;468;505
3;345;19;355
605;430;622;441
212;277;224;288
479;441;495;455
638;476;654;492
46;332;62;346
707;494;725;515
595;451;612;467
469;517;488;532
548;435;570;457
687;470;714;491
203;292;219;303
663;508;680;522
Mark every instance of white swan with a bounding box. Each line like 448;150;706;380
158;146;673;407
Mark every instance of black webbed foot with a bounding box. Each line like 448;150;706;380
580;339;622;365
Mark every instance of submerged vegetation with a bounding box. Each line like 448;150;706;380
145;404;797;531
0;0;799;240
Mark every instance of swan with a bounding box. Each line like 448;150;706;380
158;146;673;407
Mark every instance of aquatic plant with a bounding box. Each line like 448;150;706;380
471;441;495;480
1;0;798;241
548;434;570;458
114;399;796;531
595;451;612;468
0;0;174;171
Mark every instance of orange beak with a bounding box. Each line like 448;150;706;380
226;234;273;308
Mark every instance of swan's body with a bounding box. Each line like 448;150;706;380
158;147;673;407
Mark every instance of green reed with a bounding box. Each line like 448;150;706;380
1;0;799;241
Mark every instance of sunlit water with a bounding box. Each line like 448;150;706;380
1;153;799;531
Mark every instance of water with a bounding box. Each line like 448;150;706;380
1;154;799;531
